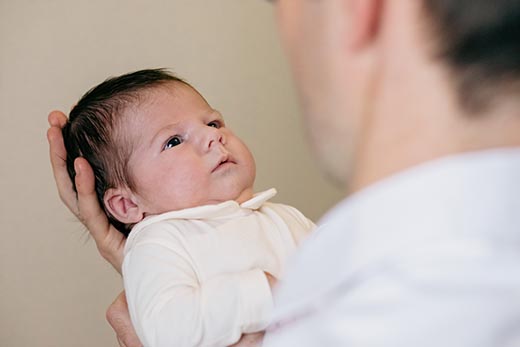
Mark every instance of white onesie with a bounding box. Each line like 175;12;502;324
123;189;314;347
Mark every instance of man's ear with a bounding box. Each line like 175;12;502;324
346;0;383;49
104;188;144;225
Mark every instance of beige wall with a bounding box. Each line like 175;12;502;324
0;1;342;346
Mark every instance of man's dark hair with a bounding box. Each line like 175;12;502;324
62;69;187;236
422;0;520;112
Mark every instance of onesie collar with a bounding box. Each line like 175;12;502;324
132;188;278;230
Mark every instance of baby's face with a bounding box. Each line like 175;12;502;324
124;82;256;215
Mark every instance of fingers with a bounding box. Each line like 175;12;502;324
73;157;104;228
107;291;143;347
264;272;278;290
48;110;68;127
47;111;80;216
75;157;125;273
47;109;125;272
229;332;265;347
117;336;129;347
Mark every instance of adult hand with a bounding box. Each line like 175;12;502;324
47;110;125;273
106;291;143;347
229;332;265;347
106;291;263;347
264;272;278;290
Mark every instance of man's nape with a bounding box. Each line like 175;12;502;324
272;0;520;193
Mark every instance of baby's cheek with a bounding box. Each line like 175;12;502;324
169;168;209;202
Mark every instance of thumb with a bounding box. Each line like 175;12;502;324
74;157;125;272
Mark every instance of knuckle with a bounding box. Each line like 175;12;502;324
106;303;122;326
97;244;112;261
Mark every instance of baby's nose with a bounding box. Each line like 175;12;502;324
203;126;226;151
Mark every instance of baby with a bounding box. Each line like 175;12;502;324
62;69;314;347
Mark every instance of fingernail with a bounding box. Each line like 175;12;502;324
74;160;82;177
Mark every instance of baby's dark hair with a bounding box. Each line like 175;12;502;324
62;68;187;236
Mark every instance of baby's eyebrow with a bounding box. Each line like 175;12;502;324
149;122;180;148
210;109;224;120
147;110;224;148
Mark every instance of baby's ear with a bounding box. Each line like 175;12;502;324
104;188;144;225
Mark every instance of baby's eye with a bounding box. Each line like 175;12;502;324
207;120;221;129
163;135;183;150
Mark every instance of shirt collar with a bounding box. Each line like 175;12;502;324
272;148;520;321
317;148;520;267
323;147;520;229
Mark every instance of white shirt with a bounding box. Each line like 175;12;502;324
264;149;520;347
122;189;314;347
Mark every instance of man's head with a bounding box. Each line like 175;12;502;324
63;69;256;235
272;0;520;190
422;0;520;111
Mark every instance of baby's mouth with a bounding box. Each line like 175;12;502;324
212;154;234;173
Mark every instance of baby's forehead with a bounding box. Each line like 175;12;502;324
142;82;210;110
118;86;222;135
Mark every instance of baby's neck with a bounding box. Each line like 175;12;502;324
234;188;254;204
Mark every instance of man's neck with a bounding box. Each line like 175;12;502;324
348;57;520;195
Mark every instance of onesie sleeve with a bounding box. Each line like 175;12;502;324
263;203;316;245
123;226;274;347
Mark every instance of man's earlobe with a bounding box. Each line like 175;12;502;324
347;0;383;49
104;188;144;224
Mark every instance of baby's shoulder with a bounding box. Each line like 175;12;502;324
260;202;316;230
126;218;192;249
